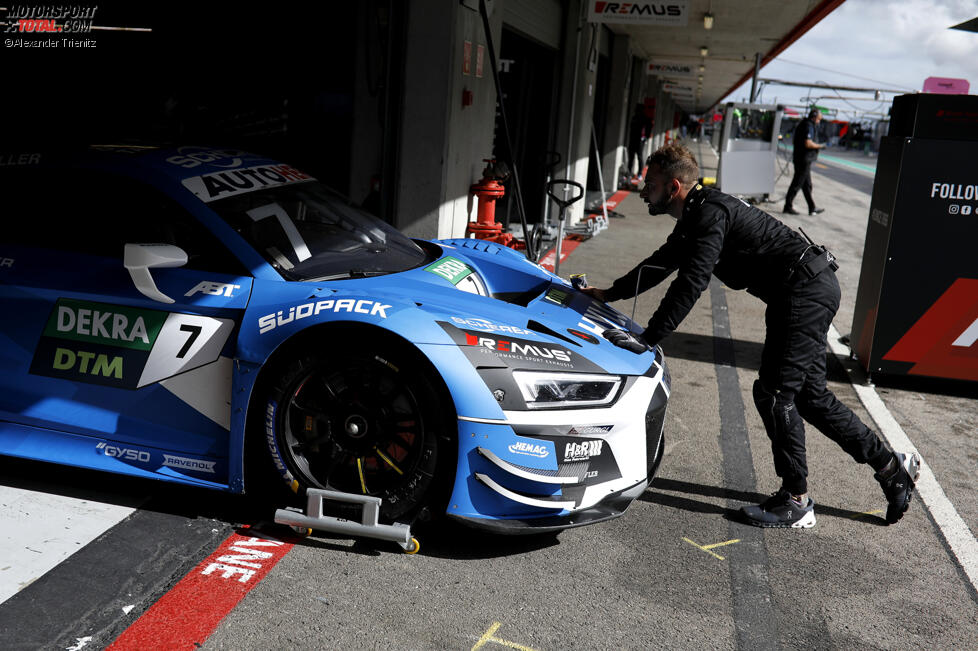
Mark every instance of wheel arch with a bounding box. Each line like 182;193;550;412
241;321;459;494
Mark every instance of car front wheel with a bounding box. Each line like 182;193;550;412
261;350;451;522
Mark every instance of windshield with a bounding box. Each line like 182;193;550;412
208;181;429;280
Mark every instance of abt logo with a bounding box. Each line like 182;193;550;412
186;281;241;298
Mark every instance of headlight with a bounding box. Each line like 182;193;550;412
512;371;623;409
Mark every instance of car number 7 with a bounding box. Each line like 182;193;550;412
177;323;202;359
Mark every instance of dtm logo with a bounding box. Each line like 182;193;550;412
564;440;604;463
508;441;550;458
464;333;571;362
96;442;150;463
186;281;241;298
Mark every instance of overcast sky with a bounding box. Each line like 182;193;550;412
722;0;978;122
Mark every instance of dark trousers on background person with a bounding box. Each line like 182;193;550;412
752;269;892;495
785;157;816;213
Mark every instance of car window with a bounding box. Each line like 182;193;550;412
208;181;431;281
3;167;248;275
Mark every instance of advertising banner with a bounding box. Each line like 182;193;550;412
589;1;688;26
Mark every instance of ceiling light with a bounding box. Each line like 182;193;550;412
700;46;709;57
704;13;714;30
699;64;705;73
698;75;703;82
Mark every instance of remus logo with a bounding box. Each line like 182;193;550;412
464;333;572;362
593;2;683;17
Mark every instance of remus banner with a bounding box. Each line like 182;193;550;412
588;1;688;26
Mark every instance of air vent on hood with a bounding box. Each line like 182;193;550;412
439;238;503;255
526;320;581;347
492;280;551;307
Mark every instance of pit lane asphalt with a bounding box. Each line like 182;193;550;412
2;143;976;649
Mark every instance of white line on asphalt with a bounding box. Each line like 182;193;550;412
828;323;978;593
0;485;135;605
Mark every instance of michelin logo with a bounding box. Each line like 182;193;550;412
508;441;550;458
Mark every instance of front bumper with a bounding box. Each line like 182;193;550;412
445;360;669;533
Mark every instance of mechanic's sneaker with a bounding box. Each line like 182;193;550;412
875;452;921;524
741;489;816;529
783;206;800;215
809;207;825;215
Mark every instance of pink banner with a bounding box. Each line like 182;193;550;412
922;77;970;94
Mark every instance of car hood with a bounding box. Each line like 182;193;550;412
298;239;657;377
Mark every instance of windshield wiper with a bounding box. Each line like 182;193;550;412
313;269;391;281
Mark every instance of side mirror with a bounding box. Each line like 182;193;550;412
124;243;188;304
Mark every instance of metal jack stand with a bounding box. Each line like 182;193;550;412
274;488;420;554
548;179;584;276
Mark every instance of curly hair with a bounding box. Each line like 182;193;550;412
647;143;700;188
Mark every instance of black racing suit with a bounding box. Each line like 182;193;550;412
605;185;891;494
785;118;819;212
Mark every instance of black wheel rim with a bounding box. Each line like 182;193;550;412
281;357;427;497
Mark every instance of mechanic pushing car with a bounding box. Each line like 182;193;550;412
581;143;919;529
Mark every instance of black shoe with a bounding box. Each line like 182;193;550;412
809;208;825;215
875;452;921;524
783;206;800;215
741;488;816;528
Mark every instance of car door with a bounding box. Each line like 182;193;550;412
0;166;253;484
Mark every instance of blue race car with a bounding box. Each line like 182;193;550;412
0;145;670;533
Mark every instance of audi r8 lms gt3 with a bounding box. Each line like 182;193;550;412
0;145;671;533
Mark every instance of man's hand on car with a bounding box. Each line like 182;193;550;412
603;328;649;354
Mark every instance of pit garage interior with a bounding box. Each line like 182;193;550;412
6;0;842;241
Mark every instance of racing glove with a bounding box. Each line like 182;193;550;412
603;328;649;354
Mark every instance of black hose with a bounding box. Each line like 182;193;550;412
478;0;535;262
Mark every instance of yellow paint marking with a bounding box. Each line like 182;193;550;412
683;537;741;560
471;622;539;651
356;457;367;494
374;447;404;475
850;509;884;519
815;162;829;169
